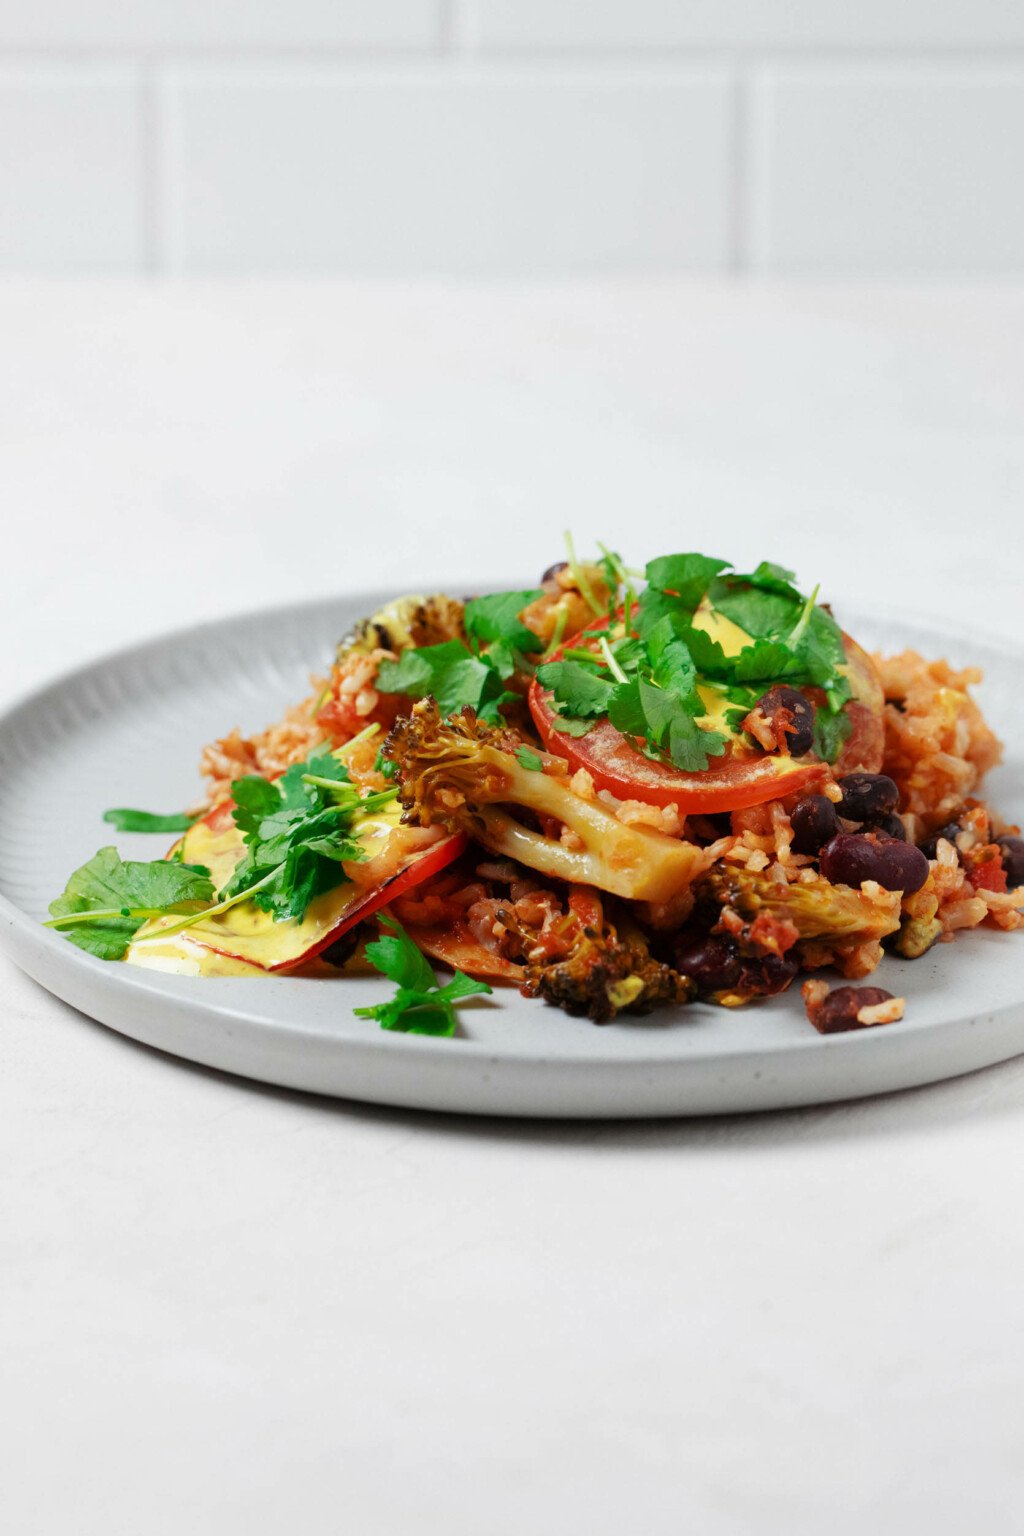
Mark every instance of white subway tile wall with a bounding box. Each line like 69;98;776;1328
161;68;733;275
752;69;1024;274
1;1;1024;273
0;65;142;270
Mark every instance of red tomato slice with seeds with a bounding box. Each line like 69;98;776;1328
528;619;884;815
162;789;467;972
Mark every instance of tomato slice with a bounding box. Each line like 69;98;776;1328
528;622;884;815
397;924;524;983
155;791;467;972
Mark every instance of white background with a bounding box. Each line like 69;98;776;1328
4;1;1024;274
2;278;1023;1532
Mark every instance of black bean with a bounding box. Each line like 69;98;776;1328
997;835;1024;888
541;561;568;584
809;985;898;1034
790;794;840;855
919;822;962;861
820;832;929;894
753;685;815;757
836;772;899;824
871;812;907;842
673;933;741;993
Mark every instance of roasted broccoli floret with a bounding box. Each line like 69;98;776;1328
500;888;694;1023
523;928;694;1023
337;594;466;660
701;864;902;943
384;699;712;904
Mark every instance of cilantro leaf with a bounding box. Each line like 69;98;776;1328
463;589;544;656
608;677;726;772
102;807;197;834
356;918;492;1037
362;922;437;993
230;775;282;838
47;848;215;960
710;583;800;639
734;561;800;597
376;640;517;724
515;746;545;771
221;756;384;922
534;660;615;719
812;706;853;764
645;553;731;610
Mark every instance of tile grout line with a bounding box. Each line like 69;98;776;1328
743;65;771;277
139;58;160;274
729;69;748;275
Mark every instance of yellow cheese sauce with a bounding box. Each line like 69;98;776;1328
690;598;753;744
690;599;751;659
125;800;406;978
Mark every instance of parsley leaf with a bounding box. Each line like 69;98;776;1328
355;918;492;1037
376;640;517;724
644;553;731;610
710;583;799;639
534;659;615;719
220;754;386;923
102;807;198;834
463;589;544;655
47;849;215;960
608;678;727;772
812;706;853;763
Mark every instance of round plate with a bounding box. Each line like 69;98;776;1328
1;593;1021;1118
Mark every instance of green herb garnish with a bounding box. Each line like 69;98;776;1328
49;749;400;955
355;918;492;1036
218;752;397;923
515;746;545;771
102;807;198;834
46;849;215;960
537;550;851;771
376;640;518;724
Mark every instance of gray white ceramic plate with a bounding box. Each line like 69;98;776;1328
1;592;1021;1118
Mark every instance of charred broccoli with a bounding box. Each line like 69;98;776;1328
500;888;695;1023
337;594;466;661
384;699;712;904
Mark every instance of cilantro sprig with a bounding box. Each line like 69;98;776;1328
217;751;398;922
375;587;550;723
46;850;216;960
355;917;492;1036
102;807;198;834
536;550;853;769
48;747;401;957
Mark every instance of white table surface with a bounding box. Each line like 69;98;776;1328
2;279;1023;1534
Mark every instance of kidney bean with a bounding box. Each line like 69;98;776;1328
997;835;1024;888
672;933;741;993
752;685;815;757
806;984;901;1034
737;953;800;998
871;812;907;842
790;794;840;855
836;772;899;824
820;832;929;894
